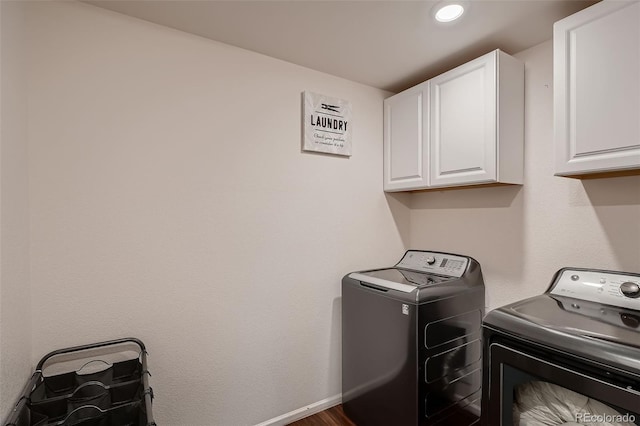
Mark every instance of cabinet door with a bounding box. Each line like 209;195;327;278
429;52;497;187
383;83;429;191
554;0;640;176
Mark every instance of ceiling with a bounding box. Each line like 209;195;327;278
86;0;597;93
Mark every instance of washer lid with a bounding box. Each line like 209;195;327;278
485;294;640;373
348;268;450;293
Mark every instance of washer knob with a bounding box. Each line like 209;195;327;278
426;256;436;265
620;282;640;298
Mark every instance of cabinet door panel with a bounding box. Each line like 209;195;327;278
555;0;640;175
383;85;428;191
429;54;497;187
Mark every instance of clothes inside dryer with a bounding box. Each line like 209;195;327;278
513;381;637;426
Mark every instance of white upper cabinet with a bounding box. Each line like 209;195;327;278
383;82;429;191
429;53;498;187
554;0;640;178
383;49;524;192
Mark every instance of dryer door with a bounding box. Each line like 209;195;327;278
483;343;640;426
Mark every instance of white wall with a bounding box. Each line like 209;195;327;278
25;2;407;425
0;0;32;417
410;40;640;310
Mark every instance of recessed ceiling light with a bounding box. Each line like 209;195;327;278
434;3;465;23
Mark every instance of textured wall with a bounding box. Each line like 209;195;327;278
410;40;640;310
26;2;407;424
0;0;32;417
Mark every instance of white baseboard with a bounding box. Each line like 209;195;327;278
254;394;342;426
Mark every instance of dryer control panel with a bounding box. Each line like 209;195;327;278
550;269;640;311
396;251;469;278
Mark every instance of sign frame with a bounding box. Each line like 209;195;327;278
302;91;352;156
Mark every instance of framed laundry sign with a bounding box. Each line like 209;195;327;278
303;91;353;156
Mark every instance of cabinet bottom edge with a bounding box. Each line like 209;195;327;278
554;168;640;180
384;181;523;193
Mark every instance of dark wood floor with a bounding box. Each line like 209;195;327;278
287;405;356;426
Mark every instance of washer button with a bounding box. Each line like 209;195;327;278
571;275;580;281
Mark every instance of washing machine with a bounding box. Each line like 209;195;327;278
342;250;485;426
482;268;640;426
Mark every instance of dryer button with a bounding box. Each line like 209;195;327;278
620;282;640;299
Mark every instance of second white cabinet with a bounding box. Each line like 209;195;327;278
554;0;640;178
383;49;524;192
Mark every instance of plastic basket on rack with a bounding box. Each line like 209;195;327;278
2;338;155;426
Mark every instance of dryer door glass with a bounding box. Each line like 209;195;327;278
486;343;640;426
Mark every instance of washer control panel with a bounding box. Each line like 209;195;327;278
550;269;640;311
396;251;469;278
